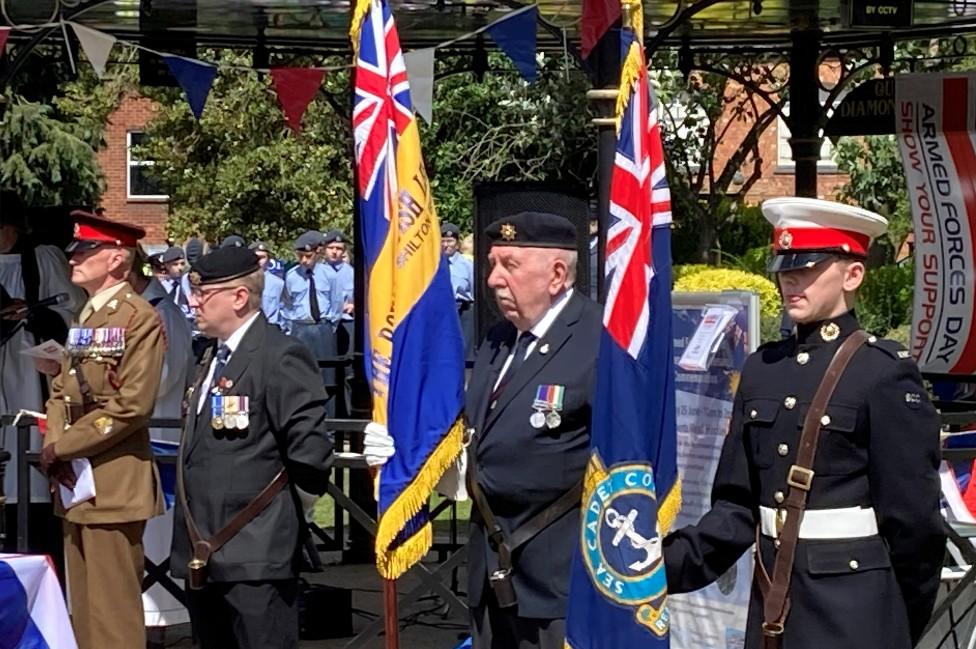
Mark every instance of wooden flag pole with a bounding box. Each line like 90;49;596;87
383;578;400;649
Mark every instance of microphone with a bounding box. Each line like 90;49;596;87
5;292;71;315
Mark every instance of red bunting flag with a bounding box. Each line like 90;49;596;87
580;0;620;59
0;28;10;58
270;67;326;132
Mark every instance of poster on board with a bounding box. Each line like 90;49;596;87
669;291;759;649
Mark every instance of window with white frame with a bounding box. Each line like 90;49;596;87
776;93;838;171
127;131;168;200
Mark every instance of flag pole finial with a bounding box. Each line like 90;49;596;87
620;0;643;43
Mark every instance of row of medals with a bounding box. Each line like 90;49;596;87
212;395;250;430
67;327;126;356
530;406;561;430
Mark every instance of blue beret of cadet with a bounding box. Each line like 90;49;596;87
294;230;322;252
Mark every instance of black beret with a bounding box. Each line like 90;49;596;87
323;229;347;246
161;246;185;263
188;247;260;287
441;222;460;239
484;212;577;250
220;234;246;249
294;230;321;252
185;238;204;263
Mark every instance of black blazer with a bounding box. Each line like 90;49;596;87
171;315;334;582
466;291;602;619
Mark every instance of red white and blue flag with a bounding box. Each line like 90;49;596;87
351;0;465;579
0;554;78;648
566;9;679;647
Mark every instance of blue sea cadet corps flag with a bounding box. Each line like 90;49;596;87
565;1;680;646
350;0;466;578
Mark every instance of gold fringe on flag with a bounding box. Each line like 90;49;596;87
374;418;465;579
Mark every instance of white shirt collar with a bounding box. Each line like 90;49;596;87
220;311;261;355
526;288;574;340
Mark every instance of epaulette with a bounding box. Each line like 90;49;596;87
864;335;913;361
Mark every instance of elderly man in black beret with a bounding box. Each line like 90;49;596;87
366;211;599;649
171;246;334;649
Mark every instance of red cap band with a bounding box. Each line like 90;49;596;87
71;211;144;247
772;227;870;256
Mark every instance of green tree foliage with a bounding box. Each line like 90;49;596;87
137;53;354;254
422;54;596;232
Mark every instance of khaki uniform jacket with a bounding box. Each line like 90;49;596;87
44;282;165;524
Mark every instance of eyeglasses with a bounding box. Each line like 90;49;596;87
189;285;238;301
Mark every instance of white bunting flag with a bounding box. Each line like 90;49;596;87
71;23;116;78
404;48;435;123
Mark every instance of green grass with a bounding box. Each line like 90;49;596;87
312;492;471;537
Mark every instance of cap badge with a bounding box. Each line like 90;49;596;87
820;322;840;342
500;223;516;241
188;271;201;286
778;229;793;250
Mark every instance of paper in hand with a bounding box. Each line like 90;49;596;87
59;459;95;509
20;339;65;361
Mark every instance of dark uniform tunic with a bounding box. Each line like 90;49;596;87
663;311;945;649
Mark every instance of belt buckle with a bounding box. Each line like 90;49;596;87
763;622;785;637
786;465;815;491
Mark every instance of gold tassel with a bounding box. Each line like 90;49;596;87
614;43;644;133
349;0;371;58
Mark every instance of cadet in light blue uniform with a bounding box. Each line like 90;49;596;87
249;240;284;328
281;230;337;405
322;230;355;416
442;222;475;358
159;246;194;324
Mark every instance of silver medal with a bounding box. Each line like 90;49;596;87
530;411;546;429
236;412;249;430
545;411;561;429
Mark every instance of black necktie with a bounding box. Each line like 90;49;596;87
307;268;322;323
493;332;536;399
208;344;232;394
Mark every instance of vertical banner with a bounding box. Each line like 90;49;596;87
668;292;757;649
897;73;976;374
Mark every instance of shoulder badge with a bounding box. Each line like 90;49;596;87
581;453;670;637
94;416;113;435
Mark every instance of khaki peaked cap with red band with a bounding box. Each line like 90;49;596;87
762;197;888;273
66;210;146;254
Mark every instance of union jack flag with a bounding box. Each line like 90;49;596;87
352;0;411;211
604;33;672;358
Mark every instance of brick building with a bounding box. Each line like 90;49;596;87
96;92;169;244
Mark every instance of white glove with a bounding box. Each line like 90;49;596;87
363;422;396;467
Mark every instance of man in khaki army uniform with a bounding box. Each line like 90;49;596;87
40;211;165;649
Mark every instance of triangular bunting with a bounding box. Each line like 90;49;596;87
485;6;538;83
580;0;620;59
164;55;218;120
404;48;435;123
71;23;116;78
269;68;326;132
0;28;10;58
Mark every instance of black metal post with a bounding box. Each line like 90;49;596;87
585;22;622;305
16;421;29;552
789;28;822;198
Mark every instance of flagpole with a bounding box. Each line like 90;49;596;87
383;578;400;649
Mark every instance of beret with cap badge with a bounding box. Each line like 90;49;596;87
188;246;260;287
484;211;577;251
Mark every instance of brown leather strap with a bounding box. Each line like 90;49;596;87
466;444;582;573
755;329;869;645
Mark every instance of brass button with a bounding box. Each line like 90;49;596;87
796;352;810;365
65;395;71;402
777;443;789;457
774;539;781;548
774;490;785;503
784;396;796;410
68;368;76;376
750;409;758;419
849;559;859;571
821;414;831;426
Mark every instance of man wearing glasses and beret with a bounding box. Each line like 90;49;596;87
171;246;334;649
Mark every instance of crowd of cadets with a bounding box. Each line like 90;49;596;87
149;225;475;415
